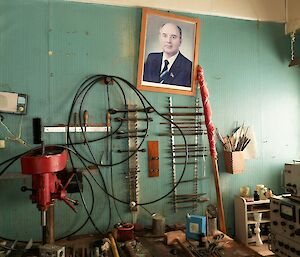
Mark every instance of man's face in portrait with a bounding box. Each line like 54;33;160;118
159;23;182;58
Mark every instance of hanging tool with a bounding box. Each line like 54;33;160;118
117;149;146;153
197;65;226;233
108;106;154;114
159;132;206;136
83;110;89;131
115;134;147;139
162;112;203;116
116;129;147;134
114;117;153;122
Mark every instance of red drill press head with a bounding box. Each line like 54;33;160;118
21;146;69;211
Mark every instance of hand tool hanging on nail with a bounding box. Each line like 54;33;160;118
171;197;208;204
83;110;89;130
174;193;207;199
115;134;147;139
114;117;153;122
108;106;154;114
159;132;206;136
117;149;146;153
174;143;198;147
174;161;197;165
173;177;209;184
197;65;226;233
117;129;147;134
162;112;203;116
82;110;89;143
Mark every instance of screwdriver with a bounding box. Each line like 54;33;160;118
83;110;89;131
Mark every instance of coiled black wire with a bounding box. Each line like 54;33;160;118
0;74;189;240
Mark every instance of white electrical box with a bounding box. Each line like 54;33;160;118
0;92;28;114
284;163;300;197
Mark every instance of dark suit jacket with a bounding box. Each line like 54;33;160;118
143;52;192;87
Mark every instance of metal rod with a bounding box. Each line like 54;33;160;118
173;148;207;151
109;107;154;114
174;193;206;198
171;198;207;203
174;162;197;165
165;106;203;109
160;121;203;124
115;135;147;139
117;149;146;153
41;211;47;245
174;143;199;147
174;177;209;184
46;204;55;244
159;132;206;136
114;117;153;122
174;155;207;158
117;129;147;134
162;112;203;116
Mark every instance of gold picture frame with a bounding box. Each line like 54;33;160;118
137;8;200;96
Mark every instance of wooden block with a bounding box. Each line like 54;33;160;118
148;141;159;177
164;230;186;245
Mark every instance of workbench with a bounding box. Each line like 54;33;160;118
137;234;271;257
18;232;275;257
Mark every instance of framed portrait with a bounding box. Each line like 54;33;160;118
137;8;200;96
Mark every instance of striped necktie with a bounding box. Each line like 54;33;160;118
160;60;169;83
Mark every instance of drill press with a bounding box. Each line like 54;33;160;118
21;146;77;244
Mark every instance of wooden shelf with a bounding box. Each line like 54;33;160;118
247;209;270;214
234;195;271;255
247;219;271;225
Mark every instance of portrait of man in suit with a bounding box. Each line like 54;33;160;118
143;23;192;87
137;8;199;95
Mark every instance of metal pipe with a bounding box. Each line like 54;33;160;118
41;210;47;245
46;204;55;244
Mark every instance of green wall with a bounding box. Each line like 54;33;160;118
0;0;299;240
